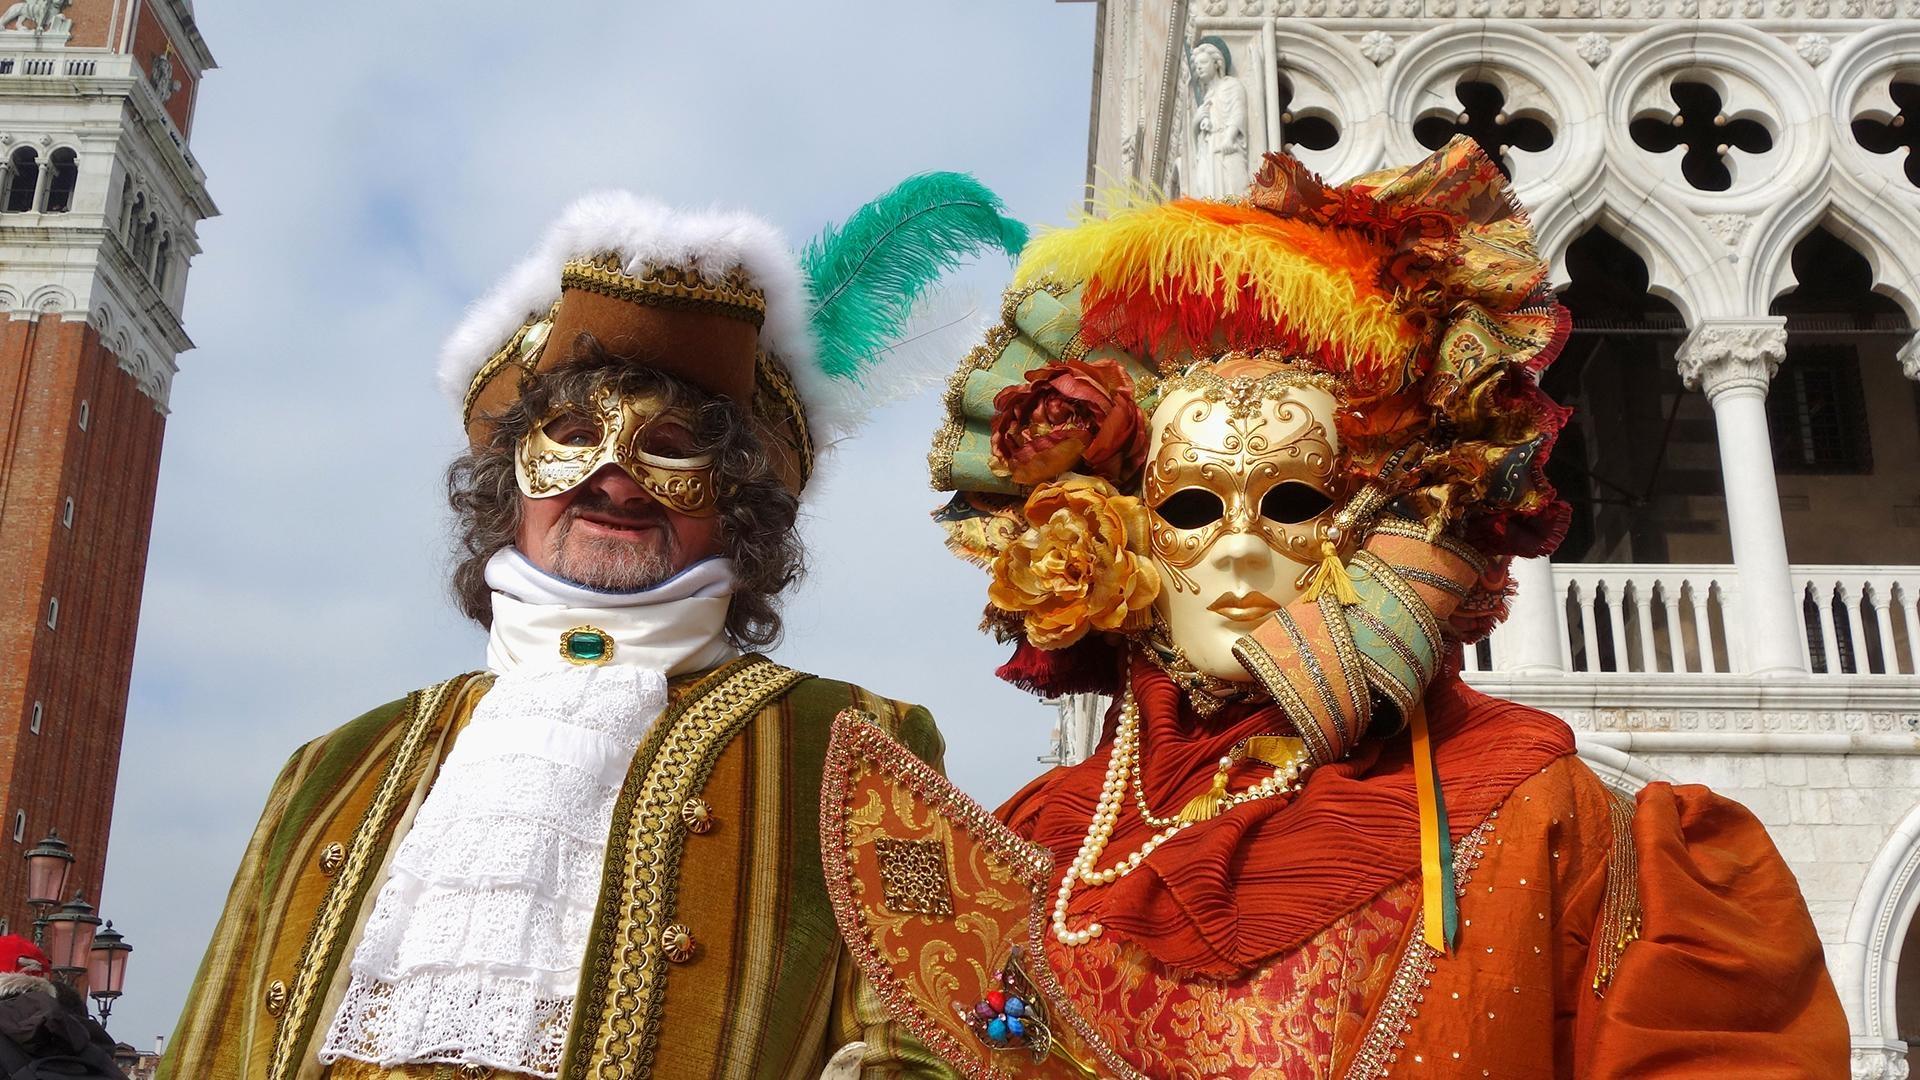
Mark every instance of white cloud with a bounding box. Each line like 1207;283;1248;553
103;0;1095;1048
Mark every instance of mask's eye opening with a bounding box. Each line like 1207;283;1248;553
541;409;603;448
1154;488;1226;529
636;419;700;459
1261;482;1334;524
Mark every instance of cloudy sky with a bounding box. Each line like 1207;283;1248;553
104;0;1098;1048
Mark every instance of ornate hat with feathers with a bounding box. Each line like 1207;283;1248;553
440;173;1028;493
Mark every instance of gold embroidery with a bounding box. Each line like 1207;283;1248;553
1345;810;1500;1080
872;838;955;916
561;255;767;326
269;675;473;1080
752;349;814;489
821;708;1144;1080
566;658;808;1080
462;303;558;430
1593;789;1642;995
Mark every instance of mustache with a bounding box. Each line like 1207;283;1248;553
561;492;669;529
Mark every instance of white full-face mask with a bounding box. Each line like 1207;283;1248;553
1144;355;1344;681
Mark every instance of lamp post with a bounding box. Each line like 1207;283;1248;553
16;831;131;1026
87;921;132;1027
22;830;74;945
41;891;101;989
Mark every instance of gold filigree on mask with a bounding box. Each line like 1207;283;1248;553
1143;359;1343;590
514;387;719;516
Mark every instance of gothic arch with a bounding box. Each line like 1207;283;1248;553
1539;199;1716;326
1751;192;1920;327
1838;803;1920;1065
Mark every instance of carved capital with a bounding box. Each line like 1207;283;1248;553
1900;333;1920;382
1676;319;1788;400
1851;1045;1910;1080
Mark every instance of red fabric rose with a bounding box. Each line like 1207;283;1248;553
989;359;1148;486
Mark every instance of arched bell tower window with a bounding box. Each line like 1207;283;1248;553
43;149;77;214
3;147;40;213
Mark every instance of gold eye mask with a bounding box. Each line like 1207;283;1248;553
514;387;719;517
1143;369;1340;579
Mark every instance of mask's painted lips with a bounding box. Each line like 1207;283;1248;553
1208;590;1281;623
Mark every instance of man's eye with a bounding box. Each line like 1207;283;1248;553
1261;482;1333;524
1154;489;1225;529
542;416;601;447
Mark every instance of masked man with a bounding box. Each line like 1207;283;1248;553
821;140;1847;1078
161;175;1022;1080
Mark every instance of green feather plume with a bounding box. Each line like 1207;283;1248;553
802;172;1028;382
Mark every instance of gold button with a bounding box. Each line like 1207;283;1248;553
457;1066;494;1079
318;842;346;876
264;979;288;1016
663;923;697;963
680;798;714;835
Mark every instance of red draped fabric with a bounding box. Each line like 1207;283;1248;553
998;652;1575;979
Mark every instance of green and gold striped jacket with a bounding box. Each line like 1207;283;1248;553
160;656;955;1080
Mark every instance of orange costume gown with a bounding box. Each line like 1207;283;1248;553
996;658;1848;1079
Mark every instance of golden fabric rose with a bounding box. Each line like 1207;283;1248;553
988;475;1161;650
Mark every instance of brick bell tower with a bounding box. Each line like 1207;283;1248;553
0;0;214;929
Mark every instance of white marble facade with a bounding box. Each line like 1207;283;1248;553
1072;4;1920;1074
0;21;215;410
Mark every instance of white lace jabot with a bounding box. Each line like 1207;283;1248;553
318;549;738;1077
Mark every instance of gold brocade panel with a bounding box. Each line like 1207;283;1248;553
1047;880;1418;1080
822;710;1142;1079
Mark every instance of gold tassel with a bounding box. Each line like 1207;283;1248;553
1299;540;1360;606
1178;765;1233;823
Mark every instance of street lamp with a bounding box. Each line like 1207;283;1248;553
41;891;101;988
22;831;74;945
87;921;131;1027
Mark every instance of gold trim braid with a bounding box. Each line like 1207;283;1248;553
562;254;768;327
268;675;473;1080
1592;788;1643;995
566;657;809;1080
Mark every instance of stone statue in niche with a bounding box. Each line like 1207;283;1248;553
1189;39;1250;198
150;51;180;101
0;0;72;35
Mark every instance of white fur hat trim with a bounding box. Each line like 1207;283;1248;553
436;191;825;440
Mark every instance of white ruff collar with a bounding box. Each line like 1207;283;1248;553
483;548;739;677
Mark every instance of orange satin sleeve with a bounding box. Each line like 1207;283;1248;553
1574;782;1848;1079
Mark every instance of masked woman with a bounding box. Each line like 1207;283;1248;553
823;138;1846;1080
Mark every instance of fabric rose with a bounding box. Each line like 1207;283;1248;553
989;359;1148;486
988;475;1160;650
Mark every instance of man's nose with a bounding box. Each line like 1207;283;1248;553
584;462;654;507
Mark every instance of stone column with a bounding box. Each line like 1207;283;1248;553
1494;556;1566;673
29;153;52;213
1675;318;1807;677
1900;332;1919;382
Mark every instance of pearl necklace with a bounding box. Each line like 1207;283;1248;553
1050;687;1310;947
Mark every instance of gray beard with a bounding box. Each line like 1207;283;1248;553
548;516;675;592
